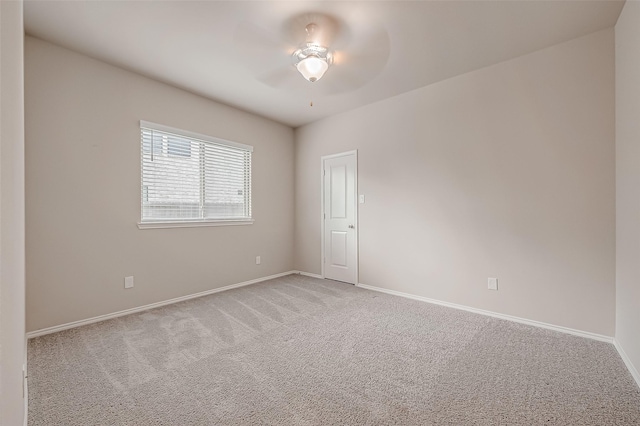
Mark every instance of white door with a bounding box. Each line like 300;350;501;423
323;152;357;284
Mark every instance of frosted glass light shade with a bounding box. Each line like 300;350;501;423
296;56;329;82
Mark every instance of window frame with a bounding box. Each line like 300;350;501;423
137;120;254;230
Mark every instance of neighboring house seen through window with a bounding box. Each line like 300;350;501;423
139;121;253;228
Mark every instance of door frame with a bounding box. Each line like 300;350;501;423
320;150;358;284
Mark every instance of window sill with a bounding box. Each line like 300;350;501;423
137;219;254;230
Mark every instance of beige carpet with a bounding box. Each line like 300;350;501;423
28;274;640;425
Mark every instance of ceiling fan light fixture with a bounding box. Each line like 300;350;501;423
292;43;332;83
296;55;329;82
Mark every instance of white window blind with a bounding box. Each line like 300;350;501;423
140;121;252;225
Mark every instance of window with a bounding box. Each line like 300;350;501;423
139;121;253;228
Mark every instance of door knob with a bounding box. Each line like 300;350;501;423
348;225;355;229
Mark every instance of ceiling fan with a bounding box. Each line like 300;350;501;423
291;23;333;83
234;12;390;94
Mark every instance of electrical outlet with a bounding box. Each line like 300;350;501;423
488;277;498;291
124;276;134;289
256;256;261;265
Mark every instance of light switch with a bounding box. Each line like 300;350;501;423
359;195;365;204
488;277;498;291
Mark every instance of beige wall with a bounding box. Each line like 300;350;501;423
25;37;295;332
0;0;26;424
615;1;640;382
295;29;615;336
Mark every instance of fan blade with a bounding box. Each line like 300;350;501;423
256;67;295;88
320;26;390;94
282;12;346;48
234;21;295;80
234;21;291;53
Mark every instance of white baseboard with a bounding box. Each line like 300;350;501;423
293;270;323;279
356;282;614;344
26;271;297;339
614;339;640;390
24;271;637;394
27;272;627;382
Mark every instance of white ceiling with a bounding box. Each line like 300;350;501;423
24;1;624;128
